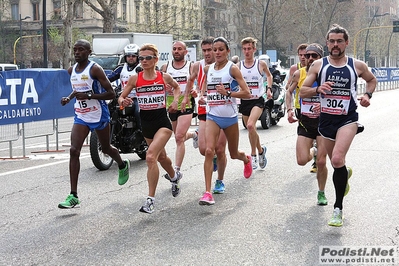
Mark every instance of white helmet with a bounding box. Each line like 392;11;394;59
123;44;140;57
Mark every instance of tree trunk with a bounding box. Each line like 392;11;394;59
62;0;74;69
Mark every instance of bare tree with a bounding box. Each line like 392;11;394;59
135;0;202;40
83;0;118;33
62;0;75;69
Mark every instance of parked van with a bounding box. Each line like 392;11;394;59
0;64;19;71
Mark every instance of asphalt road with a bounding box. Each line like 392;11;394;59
1;89;398;265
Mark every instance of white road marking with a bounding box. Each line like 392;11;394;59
0;154;91;177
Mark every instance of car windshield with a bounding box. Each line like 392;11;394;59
89;56;119;70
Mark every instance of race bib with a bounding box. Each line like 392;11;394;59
207;83;234;106
301;96;320;118
320;88;350;115
74;99;102;123
247;81;261;99
137;84;166;110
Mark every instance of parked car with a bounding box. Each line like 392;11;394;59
0;64;18;71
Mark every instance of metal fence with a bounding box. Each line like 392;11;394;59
0;117;73;159
0;80;397;159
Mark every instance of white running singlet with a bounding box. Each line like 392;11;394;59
207;61;238;118
71;61;102;123
239;59;265;100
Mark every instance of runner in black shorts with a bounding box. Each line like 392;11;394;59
286;43;328;207
168;108;194;122
238;96;265;116
141;110;173;139
300;24;377;227
119;43;183;214
238;37;273;170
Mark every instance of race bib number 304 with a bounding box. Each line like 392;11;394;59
320;88;350;115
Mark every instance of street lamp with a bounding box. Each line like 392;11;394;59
387;31;394;67
364;8;390;63
261;0;270;55
19;14;31;68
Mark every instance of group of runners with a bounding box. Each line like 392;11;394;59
59;24;376;227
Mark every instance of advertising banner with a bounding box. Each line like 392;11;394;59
0;69;74;125
371;67;399;82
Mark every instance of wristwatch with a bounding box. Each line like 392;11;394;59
226;91;231;97
87;91;93;100
364;92;372;99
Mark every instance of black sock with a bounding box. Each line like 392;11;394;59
70;191;78;198
119;161;126;170
332;165;348;210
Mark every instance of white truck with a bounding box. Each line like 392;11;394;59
89;32;174;70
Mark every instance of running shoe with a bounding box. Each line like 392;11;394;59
192;129;199;149
118;159;130;185
244;155;253;178
213;156;218;172
310;161;317;173
258;145;268;169
251;155;258;170
213;180;225;194
317;191;328;206
310;146;317;173
344;167;353;196
328;207;343;227
139;197;154;214
58;194;80;209
164;171;183;197
199;192;215;205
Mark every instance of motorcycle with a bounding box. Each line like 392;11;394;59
90;86;148;170
241;68;286;129
259;68;286;129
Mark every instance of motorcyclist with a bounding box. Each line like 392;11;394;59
108;43;142;128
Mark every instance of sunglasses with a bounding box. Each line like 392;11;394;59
138;55;156;61
305;53;319;59
126;55;137;58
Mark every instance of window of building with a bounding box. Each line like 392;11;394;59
74;1;83;19
33;3;40;20
181;8;185;28
163;4;169;23
11;4;19;20
145;8;150;24
53;0;61;19
173;8;177;24
188;9;193;26
122;1;127;21
135;4;140;24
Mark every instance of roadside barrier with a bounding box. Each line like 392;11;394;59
0;68;397;159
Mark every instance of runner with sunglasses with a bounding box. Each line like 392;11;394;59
119;43;181;214
285;43;318;173
300;24;377;226
285;43;308;94
286;43;329;206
